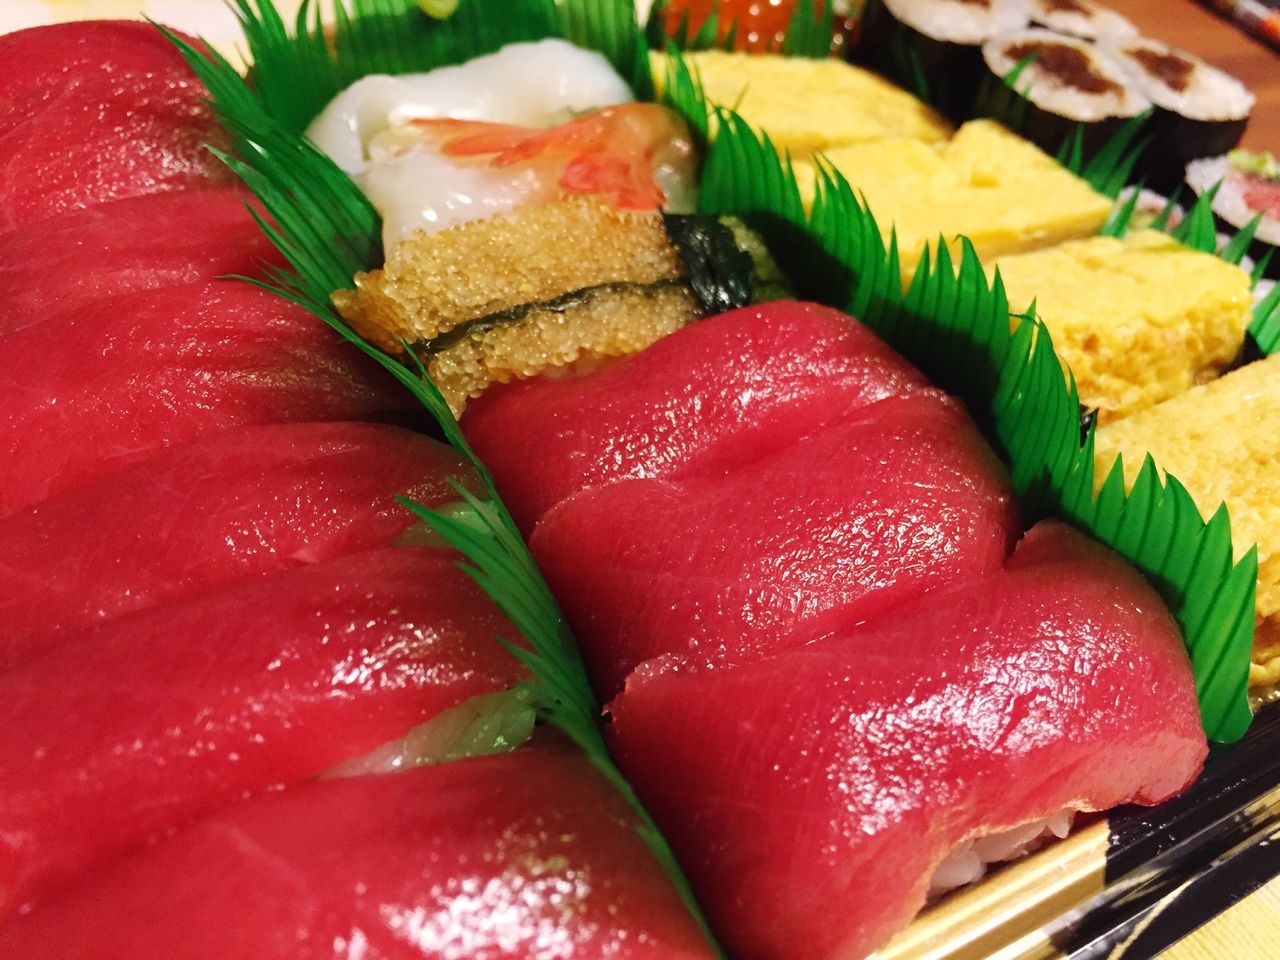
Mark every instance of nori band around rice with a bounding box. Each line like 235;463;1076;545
980;27;1149;156
1023;0;1137;41
857;0;1028;120
1103;36;1254;190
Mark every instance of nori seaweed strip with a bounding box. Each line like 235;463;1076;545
663;214;754;314
416;278;693;354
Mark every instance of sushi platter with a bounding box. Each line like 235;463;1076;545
3;1;1280;958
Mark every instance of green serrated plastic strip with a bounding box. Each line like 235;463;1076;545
680;97;1255;742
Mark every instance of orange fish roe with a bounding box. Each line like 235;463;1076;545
408;104;694;212
659;0;834;53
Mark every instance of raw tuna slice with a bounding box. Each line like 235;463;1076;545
0;189;281;337
0;547;525;917
0;421;472;668
532;391;1019;695
609;522;1208;960
0;21;233;230
464;301;929;530
0;280;415;516
0;746;717;960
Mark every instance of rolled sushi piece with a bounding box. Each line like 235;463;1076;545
858;0;1029;119
0;21;234;230
980;27;1150;156
1187;151;1280;279
0;280;416;516
609;521;1208;960
0;547;527;917
1023;0;1138;40
0;421;474;668
0;189;283;337
1103;36;1254;190
0;746;718;960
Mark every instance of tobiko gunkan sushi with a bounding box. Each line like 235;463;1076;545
0;3;1265;959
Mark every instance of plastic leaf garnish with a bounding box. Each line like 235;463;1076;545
163;21;724;957
1055;113;1150;200
1100;183;1143;239
226;0;651;136
685;108;1254;742
1251;282;1280;355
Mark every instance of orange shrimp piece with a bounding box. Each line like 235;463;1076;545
409;103;692;212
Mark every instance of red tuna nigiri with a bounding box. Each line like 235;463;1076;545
463;301;929;530
0;421;472;667
0;746;717;960
532;391;1019;695
609;523;1208;960
0;189;282;337
0;21;233;230
0;547;525;917
0;281;414;515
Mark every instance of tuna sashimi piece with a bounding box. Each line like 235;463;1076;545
0;189;282;337
0;422;472;668
532;391;1019;695
609;523;1208;960
0;281;414;515
0;547;525;917
463;301;929;530
0;746;716;960
0;22;233;230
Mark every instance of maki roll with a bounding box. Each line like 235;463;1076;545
1104;36;1254;189
1186;151;1280;278
980;27;1149;156
857;0;1029;119
1023;0;1137;40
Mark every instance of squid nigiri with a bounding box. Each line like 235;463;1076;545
0;746;717;960
608;522;1208;960
0;421;473;668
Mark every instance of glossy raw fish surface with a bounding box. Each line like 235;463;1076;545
533;391;1019;695
0;21;233;230
0;422;472;668
464;301;929;530
0;547;525;918
609;523;1208;960
0;189;281;337
0;280;414;515
0;747;717;960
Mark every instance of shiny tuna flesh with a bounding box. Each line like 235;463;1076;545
463;301;931;531
0;746;718;960
0;280;415;515
0;547;526;917
0;421;472;667
0;189;282;337
533;390;1019;695
609;522;1208;960
0;21;233;230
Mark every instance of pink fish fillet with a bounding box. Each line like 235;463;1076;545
0;21;234;230
0;547;525;918
463;301;930;530
608;522;1209;960
0;280;416;515
0;189;282;337
532;390;1019;696
0;746;718;960
0;421;472;668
